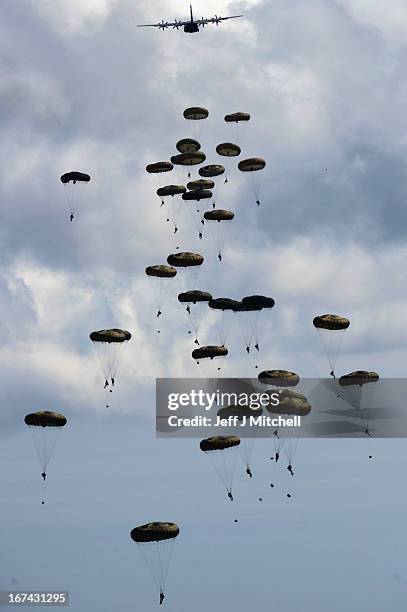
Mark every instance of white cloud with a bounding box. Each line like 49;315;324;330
339;0;407;48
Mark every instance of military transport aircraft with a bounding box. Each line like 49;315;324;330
138;5;243;33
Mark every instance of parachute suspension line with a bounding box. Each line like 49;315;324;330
63;180;86;219
187;309;200;344
252;309;263;351
211;310;235;347
239;438;255;476
317;328;346;376
28;425;62;474
138;538;176;595
206;447;237;499
184;201;205;242
248;169;264;206
283;427;300;466
222;446;235;497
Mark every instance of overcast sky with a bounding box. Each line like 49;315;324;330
1;0;407;610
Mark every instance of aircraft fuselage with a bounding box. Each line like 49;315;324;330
184;22;199;33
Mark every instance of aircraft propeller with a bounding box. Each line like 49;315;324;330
158;20;169;30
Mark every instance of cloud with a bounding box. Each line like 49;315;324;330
0;0;406;429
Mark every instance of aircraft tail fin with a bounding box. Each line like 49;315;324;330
190;4;193;22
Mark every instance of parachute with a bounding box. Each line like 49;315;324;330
183;107;209;120
200;436;240;500
178;290;212;344
171;152;206;181
216;143;241;157
238;158;266;206
199;164;225;178
176;138;201;153
259;373;300;464
90;329;131;389
339;371;379;387
270;389;311;417
60;171;91;221
238;157;265;177
130;522;179;604
146;162;174;174
267;389;311;468
156;185;186;199
313;314;350;378
192;344;228;376
171;152;206;167
195;165;226;209
192;345;228;361
339;371;379;443
224;112;251;123
187;179;215;191
167;252;204;290
203;209;235;261
208;298;240;346
60;171;90;184
145;265;177;318
216;143;241;182
258;370;300;387
24;411;67;481
217;405;262;478
182;189;212;202
224;112;251;146
234;295;275;354
182;107;209;141
204;210;234;221
156;185;186;231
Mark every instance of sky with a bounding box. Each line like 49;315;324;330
1;0;407;610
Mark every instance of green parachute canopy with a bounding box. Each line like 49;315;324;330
313;314;350;330
242;295;275;309
216;143;241;157
176;138;201;153
224;112;250;123
167;252;204;267
208;298;240;311
156;185;186;197
187;179;215;190
268;389;311;416
146;265;177;278
258;370;300;387
182;189;212;201
130;522;179;542
178;290;212;304
339;371;379;386
238;158;266;172
146;161;173;174
200;436;240;451
60;171;90;184
204;210;234;221
199;164;225;178
171;152;206;166
183;107;209;120
90;329;131;343
192;345;228;360
24;411;67;427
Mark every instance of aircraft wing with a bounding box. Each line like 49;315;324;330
196;14;243;25
137;20;189;28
